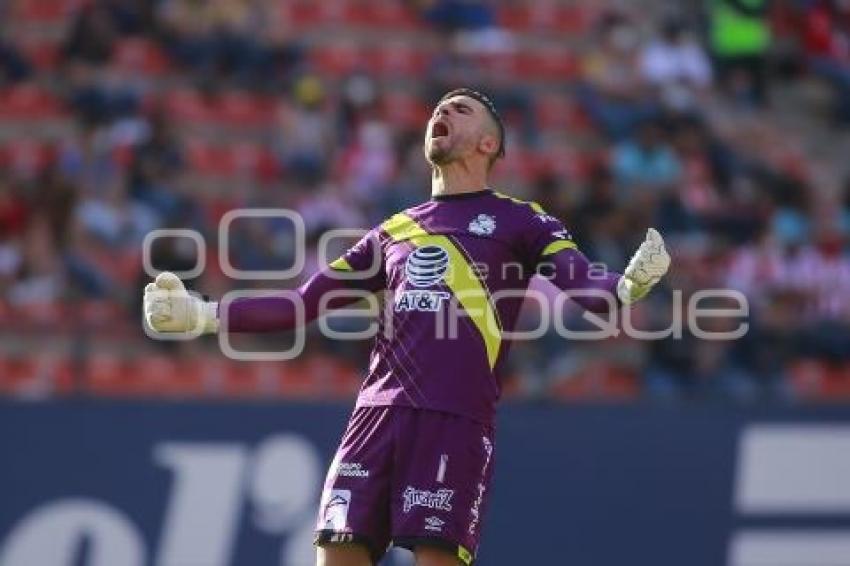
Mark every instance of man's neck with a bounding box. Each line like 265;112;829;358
430;161;488;198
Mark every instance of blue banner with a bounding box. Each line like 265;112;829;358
1;402;849;566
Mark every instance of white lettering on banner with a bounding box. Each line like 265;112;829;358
0;499;146;566
154;443;248;566
0;435;325;566
248;435;321;533
729;426;850;566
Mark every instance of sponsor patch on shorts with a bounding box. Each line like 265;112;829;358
322;489;351;531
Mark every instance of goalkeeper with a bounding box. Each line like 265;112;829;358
144;88;670;566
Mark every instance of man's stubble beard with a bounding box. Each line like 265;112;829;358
424;140;454;167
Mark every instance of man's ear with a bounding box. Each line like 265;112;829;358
478;133;499;160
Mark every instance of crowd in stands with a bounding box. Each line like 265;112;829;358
1;0;850;402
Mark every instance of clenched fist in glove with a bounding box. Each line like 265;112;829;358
143;272;219;334
616;228;671;305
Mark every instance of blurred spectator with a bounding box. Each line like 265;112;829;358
640;18;713;112
802;0;850;124
709;0;772;106
579;13;658;140
156;0;281;87
0;40;31;85
611;118;682;195
275;76;334;186
129;110;184;222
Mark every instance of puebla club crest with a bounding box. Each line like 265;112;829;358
468;214;496;236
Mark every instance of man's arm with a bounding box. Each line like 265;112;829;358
143;268;374;335
144;229;386;335
225;269;366;332
536;229;671;312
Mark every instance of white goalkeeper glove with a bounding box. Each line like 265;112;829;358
617;228;671;305
143;272;219;335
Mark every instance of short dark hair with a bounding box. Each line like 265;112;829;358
438;88;506;161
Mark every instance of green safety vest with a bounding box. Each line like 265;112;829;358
710;0;771;56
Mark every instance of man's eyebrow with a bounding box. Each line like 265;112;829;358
452;101;473;112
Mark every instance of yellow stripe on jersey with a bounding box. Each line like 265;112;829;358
492;190;545;214
492;190;580;260
328;257;353;271
381;213;502;369
541;239;577;256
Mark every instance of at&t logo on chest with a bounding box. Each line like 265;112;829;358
468;214;496;236
396;245;451;312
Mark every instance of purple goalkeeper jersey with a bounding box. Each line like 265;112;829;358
321;189;620;424
226;188;621;424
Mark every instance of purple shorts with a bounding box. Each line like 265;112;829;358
314;406;495;565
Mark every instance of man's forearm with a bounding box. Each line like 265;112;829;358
224;269;359;332
541;249;621;313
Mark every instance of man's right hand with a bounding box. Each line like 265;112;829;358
143;272;219;335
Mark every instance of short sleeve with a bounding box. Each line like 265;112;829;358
524;210;578;269
327;227;386;292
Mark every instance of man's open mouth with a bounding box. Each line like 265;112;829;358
431;121;449;138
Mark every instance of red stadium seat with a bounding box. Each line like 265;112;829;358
185;141;234;177
325;357;362;398
218;360;264;397
85;353;136;395
311;44;365;76
17;38;61;71
15;0;77;24
111;38;170;76
164;90;215;125
517;50;578;80
790;360;850;400
279;1;322;26
549;364;639;400
0;354;74;396
185;140;273;180
0;141;54;176
368;45;431;77
350;1;417;29
139;355;206;397
272;359;324;398
0;85;65;120
497;3;590;33
12;301;64;328
381;91;429;129
216;92;277;127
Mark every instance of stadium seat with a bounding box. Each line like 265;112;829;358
351;1;417;29
0;355;73;396
185;140;274;180
0;85;65;120
311;44;365;76
17;38;61;71
111;38;170;76
381;91;429;129
549;364;640;400
368;45;430;77
139;354;206;397
271;359;324;398
790;360;850;400
164;89;215;125
497;3;590;33
216;92;277;128
14;0;76;25
517;50;578;80
84;353;135;395
0;140;54;176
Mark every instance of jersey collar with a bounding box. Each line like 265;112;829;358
430;188;493;202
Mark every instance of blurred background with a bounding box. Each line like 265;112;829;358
1;1;850;565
